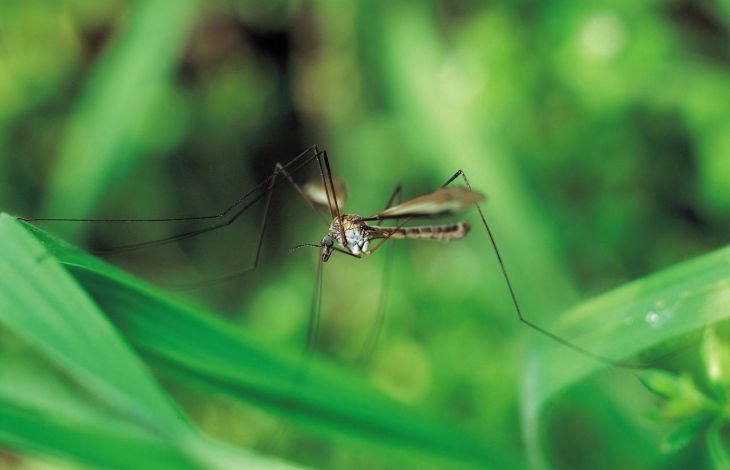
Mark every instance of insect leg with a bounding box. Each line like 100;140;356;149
169;156;335;289
441;169;639;368
307;257;324;352
318;149;347;246
377;185;403;220
18;145;321;224
56;147;326;255
274;162;330;226
300;149;348;353
356;184;402;367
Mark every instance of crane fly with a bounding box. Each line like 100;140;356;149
16;145;635;368
291;177;484;360
301;183;482;261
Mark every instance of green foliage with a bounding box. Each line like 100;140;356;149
528;245;730;404
1;213;507;468
0;213;293;469
525;246;730;468
1;0;729;468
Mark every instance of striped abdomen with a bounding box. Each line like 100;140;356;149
368;222;471;242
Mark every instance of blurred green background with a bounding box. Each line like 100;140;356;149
1;0;729;468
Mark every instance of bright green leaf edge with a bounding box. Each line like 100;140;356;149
9;214;510;468
0;213;183;434
522;244;730;467
0;398;197;470
0;213;298;469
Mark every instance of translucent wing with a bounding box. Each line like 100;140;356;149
367;187;484;220
303;176;347;212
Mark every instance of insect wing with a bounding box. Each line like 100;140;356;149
303;176;348;211
373;187;484;219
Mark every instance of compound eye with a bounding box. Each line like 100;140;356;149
321;235;333;247
321;245;333;262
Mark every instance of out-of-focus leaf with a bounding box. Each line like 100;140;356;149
15;214;511;468
0;399;196;470
523;245;730;467
702;326;730;398
45;0;197;230
660;418;705;454
0;213;183;432
359;1;579;318
641;369;688;399
708;419;730;469
0;213;299;469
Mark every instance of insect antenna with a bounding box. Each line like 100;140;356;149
290;243;324;252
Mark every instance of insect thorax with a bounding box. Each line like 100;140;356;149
328;215;370;255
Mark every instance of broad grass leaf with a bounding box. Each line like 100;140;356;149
0;214;183;432
16;215;510;468
522;245;730;467
0;214;301;469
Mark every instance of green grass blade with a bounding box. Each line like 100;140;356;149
0;213;304;469
0;356;198;469
0;394;298;470
0;399;198;470
522;245;730;467
0;213;184;433
14;214;510;467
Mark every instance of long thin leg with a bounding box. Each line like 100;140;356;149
79;148;327;255
169;161;331;289
260;255;324;454
307;257;324;352
178;152;337;286
18;145;320;223
302;151;349;352
275;162;330;226
367;209;413;255
376;185;403;226
442;169;640;369
365;170;640;368
356;184;402;367
320;149;347;246
170;164;280;288
314;146;335;218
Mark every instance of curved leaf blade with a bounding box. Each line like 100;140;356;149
522;245;730;467
17;215;510;468
0;213;183;433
